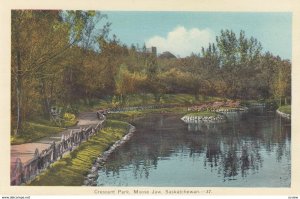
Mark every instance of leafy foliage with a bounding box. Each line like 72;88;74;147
11;11;291;136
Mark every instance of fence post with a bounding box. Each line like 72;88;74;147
51;141;56;162
85;128;89;141
58;143;63;159
61;134;65;142
11;158;23;185
70;130;75;151
62;134;68;152
34;148;39;158
23;164;29;184
33;148;40;177
79;129;82;144
39;150;45;170
74;131;78;146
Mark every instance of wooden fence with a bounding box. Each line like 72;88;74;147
108;104;176;113
10;120;105;185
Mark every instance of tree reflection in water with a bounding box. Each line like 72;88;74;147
98;111;291;186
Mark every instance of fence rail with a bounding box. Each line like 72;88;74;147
108;104;176;113
10;120;105;185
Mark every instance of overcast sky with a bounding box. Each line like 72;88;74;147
101;11;291;59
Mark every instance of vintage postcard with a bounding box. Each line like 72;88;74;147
1;0;300;197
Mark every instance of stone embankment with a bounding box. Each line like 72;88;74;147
183;101;249;123
181;114;226;123
215;107;249;113
276;109;291;120
83;124;136;186
183;103;248;123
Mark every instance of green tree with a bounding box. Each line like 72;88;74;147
11;10;105;135
216;30;262;98
144;54;163;102
11;10;70;134
272;59;291;106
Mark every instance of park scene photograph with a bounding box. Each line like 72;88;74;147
10;10;291;187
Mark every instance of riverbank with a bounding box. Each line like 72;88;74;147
29;120;131;186
21;97;280;185
277;105;291;119
11;95;270;145
75;94;224;111
28;107;186;186
13;94;215;144
84;124;136;186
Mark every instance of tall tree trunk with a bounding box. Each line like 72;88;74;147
279;97;282;107
285;97;287;105
15;66;22;135
41;80;50;119
14;24;22;136
120;94;123;105
85;89;90;105
49;79;54;105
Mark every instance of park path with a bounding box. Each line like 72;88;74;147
11;112;100;165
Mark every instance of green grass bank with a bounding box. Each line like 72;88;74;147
11;113;77;145
29;120;130;186
185;111;217;117
278;105;291;115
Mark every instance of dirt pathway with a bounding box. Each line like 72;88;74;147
11;112;100;165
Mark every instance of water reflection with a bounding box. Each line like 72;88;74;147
97;111;291;187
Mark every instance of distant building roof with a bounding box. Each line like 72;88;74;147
158;51;177;59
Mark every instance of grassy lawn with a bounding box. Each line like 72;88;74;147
29;120;130;186
74;94;225;112
160;94;223;105
218;107;242;110
107;107;188;122
120;93;219;106
278;105;291;115
11;122;64;145
11;113;77;145
185;111;217;117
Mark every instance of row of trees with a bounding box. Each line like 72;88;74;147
11;10;291;135
112;30;291;103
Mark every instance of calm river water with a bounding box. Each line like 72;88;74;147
97;110;291;187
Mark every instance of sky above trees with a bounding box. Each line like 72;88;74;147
102;12;291;59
